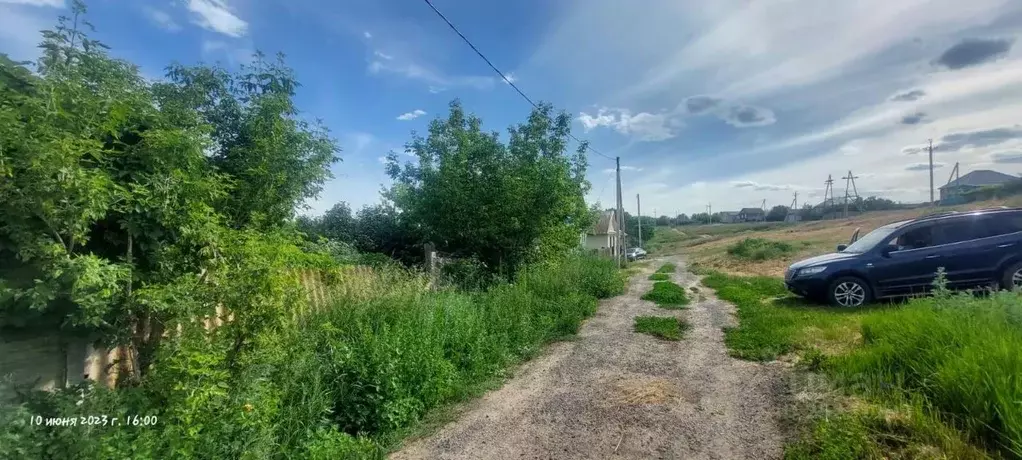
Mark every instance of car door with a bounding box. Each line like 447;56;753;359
870;223;945;297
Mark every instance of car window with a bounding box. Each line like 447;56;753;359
931;220;977;246
889;225;934;251
979;213;1022;238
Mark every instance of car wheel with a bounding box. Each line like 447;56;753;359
827;276;872;307
1000;261;1022;291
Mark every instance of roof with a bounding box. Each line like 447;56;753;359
739;207;765;214
939;170;1019;190
719;211;739;216
589;210;617;235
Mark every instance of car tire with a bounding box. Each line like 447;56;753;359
1000;261;1022;291
827;276;872;308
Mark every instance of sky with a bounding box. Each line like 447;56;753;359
3;0;1022;218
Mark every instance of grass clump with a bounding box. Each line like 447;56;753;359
641;281;690;309
701;270;1020;458
656;263;677;273
634;316;689;341
726;238;796;261
648;273;670;281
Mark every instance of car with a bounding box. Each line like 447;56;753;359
626;247;647;261
785;207;1022;307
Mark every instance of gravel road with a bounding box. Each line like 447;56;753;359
391;257;787;460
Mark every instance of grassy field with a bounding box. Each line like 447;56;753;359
633;316;690;341
641;281;690;309
700;271;1022;459
648;197;1022;278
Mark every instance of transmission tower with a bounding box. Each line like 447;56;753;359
823;175;835;219
842;170;862;218
785;192;799;222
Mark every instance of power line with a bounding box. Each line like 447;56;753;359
421;0;615;161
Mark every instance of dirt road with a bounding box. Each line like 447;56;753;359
391;258;787;460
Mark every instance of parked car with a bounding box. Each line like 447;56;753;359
785;207;1022;307
626;247;647;261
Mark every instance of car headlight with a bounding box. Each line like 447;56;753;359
798;266;827;276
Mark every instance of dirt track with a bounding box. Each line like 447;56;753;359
391;258;787;460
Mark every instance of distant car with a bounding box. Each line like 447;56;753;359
626;247;647;261
785;207;1022;307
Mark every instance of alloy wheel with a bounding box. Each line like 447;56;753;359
833;281;866;307
1012;269;1022;289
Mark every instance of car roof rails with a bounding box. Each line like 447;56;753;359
914;211;959;221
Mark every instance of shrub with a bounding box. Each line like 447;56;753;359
726;238;796;261
648;273;670;281
641;281;690;309
634;316;689;341
656;263;677;274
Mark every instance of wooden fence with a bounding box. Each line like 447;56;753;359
1;267;371;394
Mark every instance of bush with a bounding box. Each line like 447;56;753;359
726;238;796;261
648;273;670;281
641;281;690;309
0;254;622;458
656;263;677;274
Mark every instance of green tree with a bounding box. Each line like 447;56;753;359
386;100;590;276
766;205;789;221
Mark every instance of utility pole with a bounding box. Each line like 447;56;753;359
615;157;624;266
928;139;935;206
636;194;642;249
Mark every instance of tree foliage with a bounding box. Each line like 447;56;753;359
766;205;789;222
385;100;590;276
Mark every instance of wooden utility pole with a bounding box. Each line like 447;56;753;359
636;194;642;248
928;139;935;206
615;157;624;266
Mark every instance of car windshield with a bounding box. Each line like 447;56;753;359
840;224;900;253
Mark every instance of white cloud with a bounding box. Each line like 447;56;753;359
373;50;393;60
201;40;253;66
368;58;494;90
396;109;426;121
0;2;60;61
187;0;247;38
364;31;372;39
1;0;62;6
905;162;946;171
145;8;181;32
503;72;517;84
578;107;680;142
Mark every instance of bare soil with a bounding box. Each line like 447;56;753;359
391;258;787;460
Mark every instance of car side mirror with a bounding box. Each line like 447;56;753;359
836;244;847;252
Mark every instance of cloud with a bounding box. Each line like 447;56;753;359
723;105;776;128
935;37;1014;70
201;40;253;66
578;107;680;142
890;89;926;102
364;31;372;39
901;144;928;155
901;112;927;125
731;181;799;191
373;50;393;60
1;0;62;6
396;109;426;121
145;8;181;32
683;95;723;114
938;126;1022;152
602;166;643;174
991;151;1022;164
428;86;445;94
187;0;247;37
368;59;494;90
502;72;517;84
905;162;945;171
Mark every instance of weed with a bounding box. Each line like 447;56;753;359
634;316;689;341
656;263;677;274
648;273;670;281
726;238;797;261
641;281;690;309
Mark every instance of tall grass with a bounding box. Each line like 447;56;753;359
0;254;624;459
641;281;690;309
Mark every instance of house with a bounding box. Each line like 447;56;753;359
737;207;766;222
939;169;1020;201
718;211;739;224
581;210;625;255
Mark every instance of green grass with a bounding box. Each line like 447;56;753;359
633;316;689;341
725;237;797;261
640;281;690;309
701;270;1022;458
656;263;677;273
648;273;670;281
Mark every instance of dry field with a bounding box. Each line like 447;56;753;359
653;197;1022;278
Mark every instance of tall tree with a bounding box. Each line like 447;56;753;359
386;100;590;276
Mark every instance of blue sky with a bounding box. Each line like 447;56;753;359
3;0;1022;217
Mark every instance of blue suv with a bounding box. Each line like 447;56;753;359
785;207;1022;307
